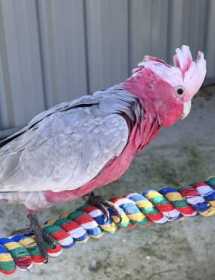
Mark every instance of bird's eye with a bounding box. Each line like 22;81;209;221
176;87;184;95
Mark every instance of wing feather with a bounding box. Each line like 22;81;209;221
0;100;129;192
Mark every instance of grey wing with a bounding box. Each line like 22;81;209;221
0;105;129;192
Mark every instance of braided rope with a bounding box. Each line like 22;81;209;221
0;177;215;275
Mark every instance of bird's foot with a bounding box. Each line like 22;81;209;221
11;212;54;263
86;192;122;223
27;212;56;263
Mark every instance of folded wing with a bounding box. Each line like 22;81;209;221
0;97;129;192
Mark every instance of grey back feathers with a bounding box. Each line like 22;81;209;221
0;87;143;192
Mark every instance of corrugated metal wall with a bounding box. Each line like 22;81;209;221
0;0;214;131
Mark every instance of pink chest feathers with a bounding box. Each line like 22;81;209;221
45;116;160;204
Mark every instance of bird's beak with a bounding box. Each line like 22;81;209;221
181;101;192;119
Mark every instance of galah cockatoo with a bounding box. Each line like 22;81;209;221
0;45;206;260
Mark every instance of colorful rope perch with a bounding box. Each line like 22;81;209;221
1;177;215;275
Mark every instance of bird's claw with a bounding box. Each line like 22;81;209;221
27;212;50;263
10;214;51;264
86;192;122;224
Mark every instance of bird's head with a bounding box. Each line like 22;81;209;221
123;45;206;127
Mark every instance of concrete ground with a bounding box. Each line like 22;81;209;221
0;87;215;280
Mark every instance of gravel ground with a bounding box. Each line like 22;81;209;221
0;87;215;280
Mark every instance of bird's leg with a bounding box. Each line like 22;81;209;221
1;193;54;258
27;211;55;263
11;211;54;263
86;192;122;223
27;211;48;262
